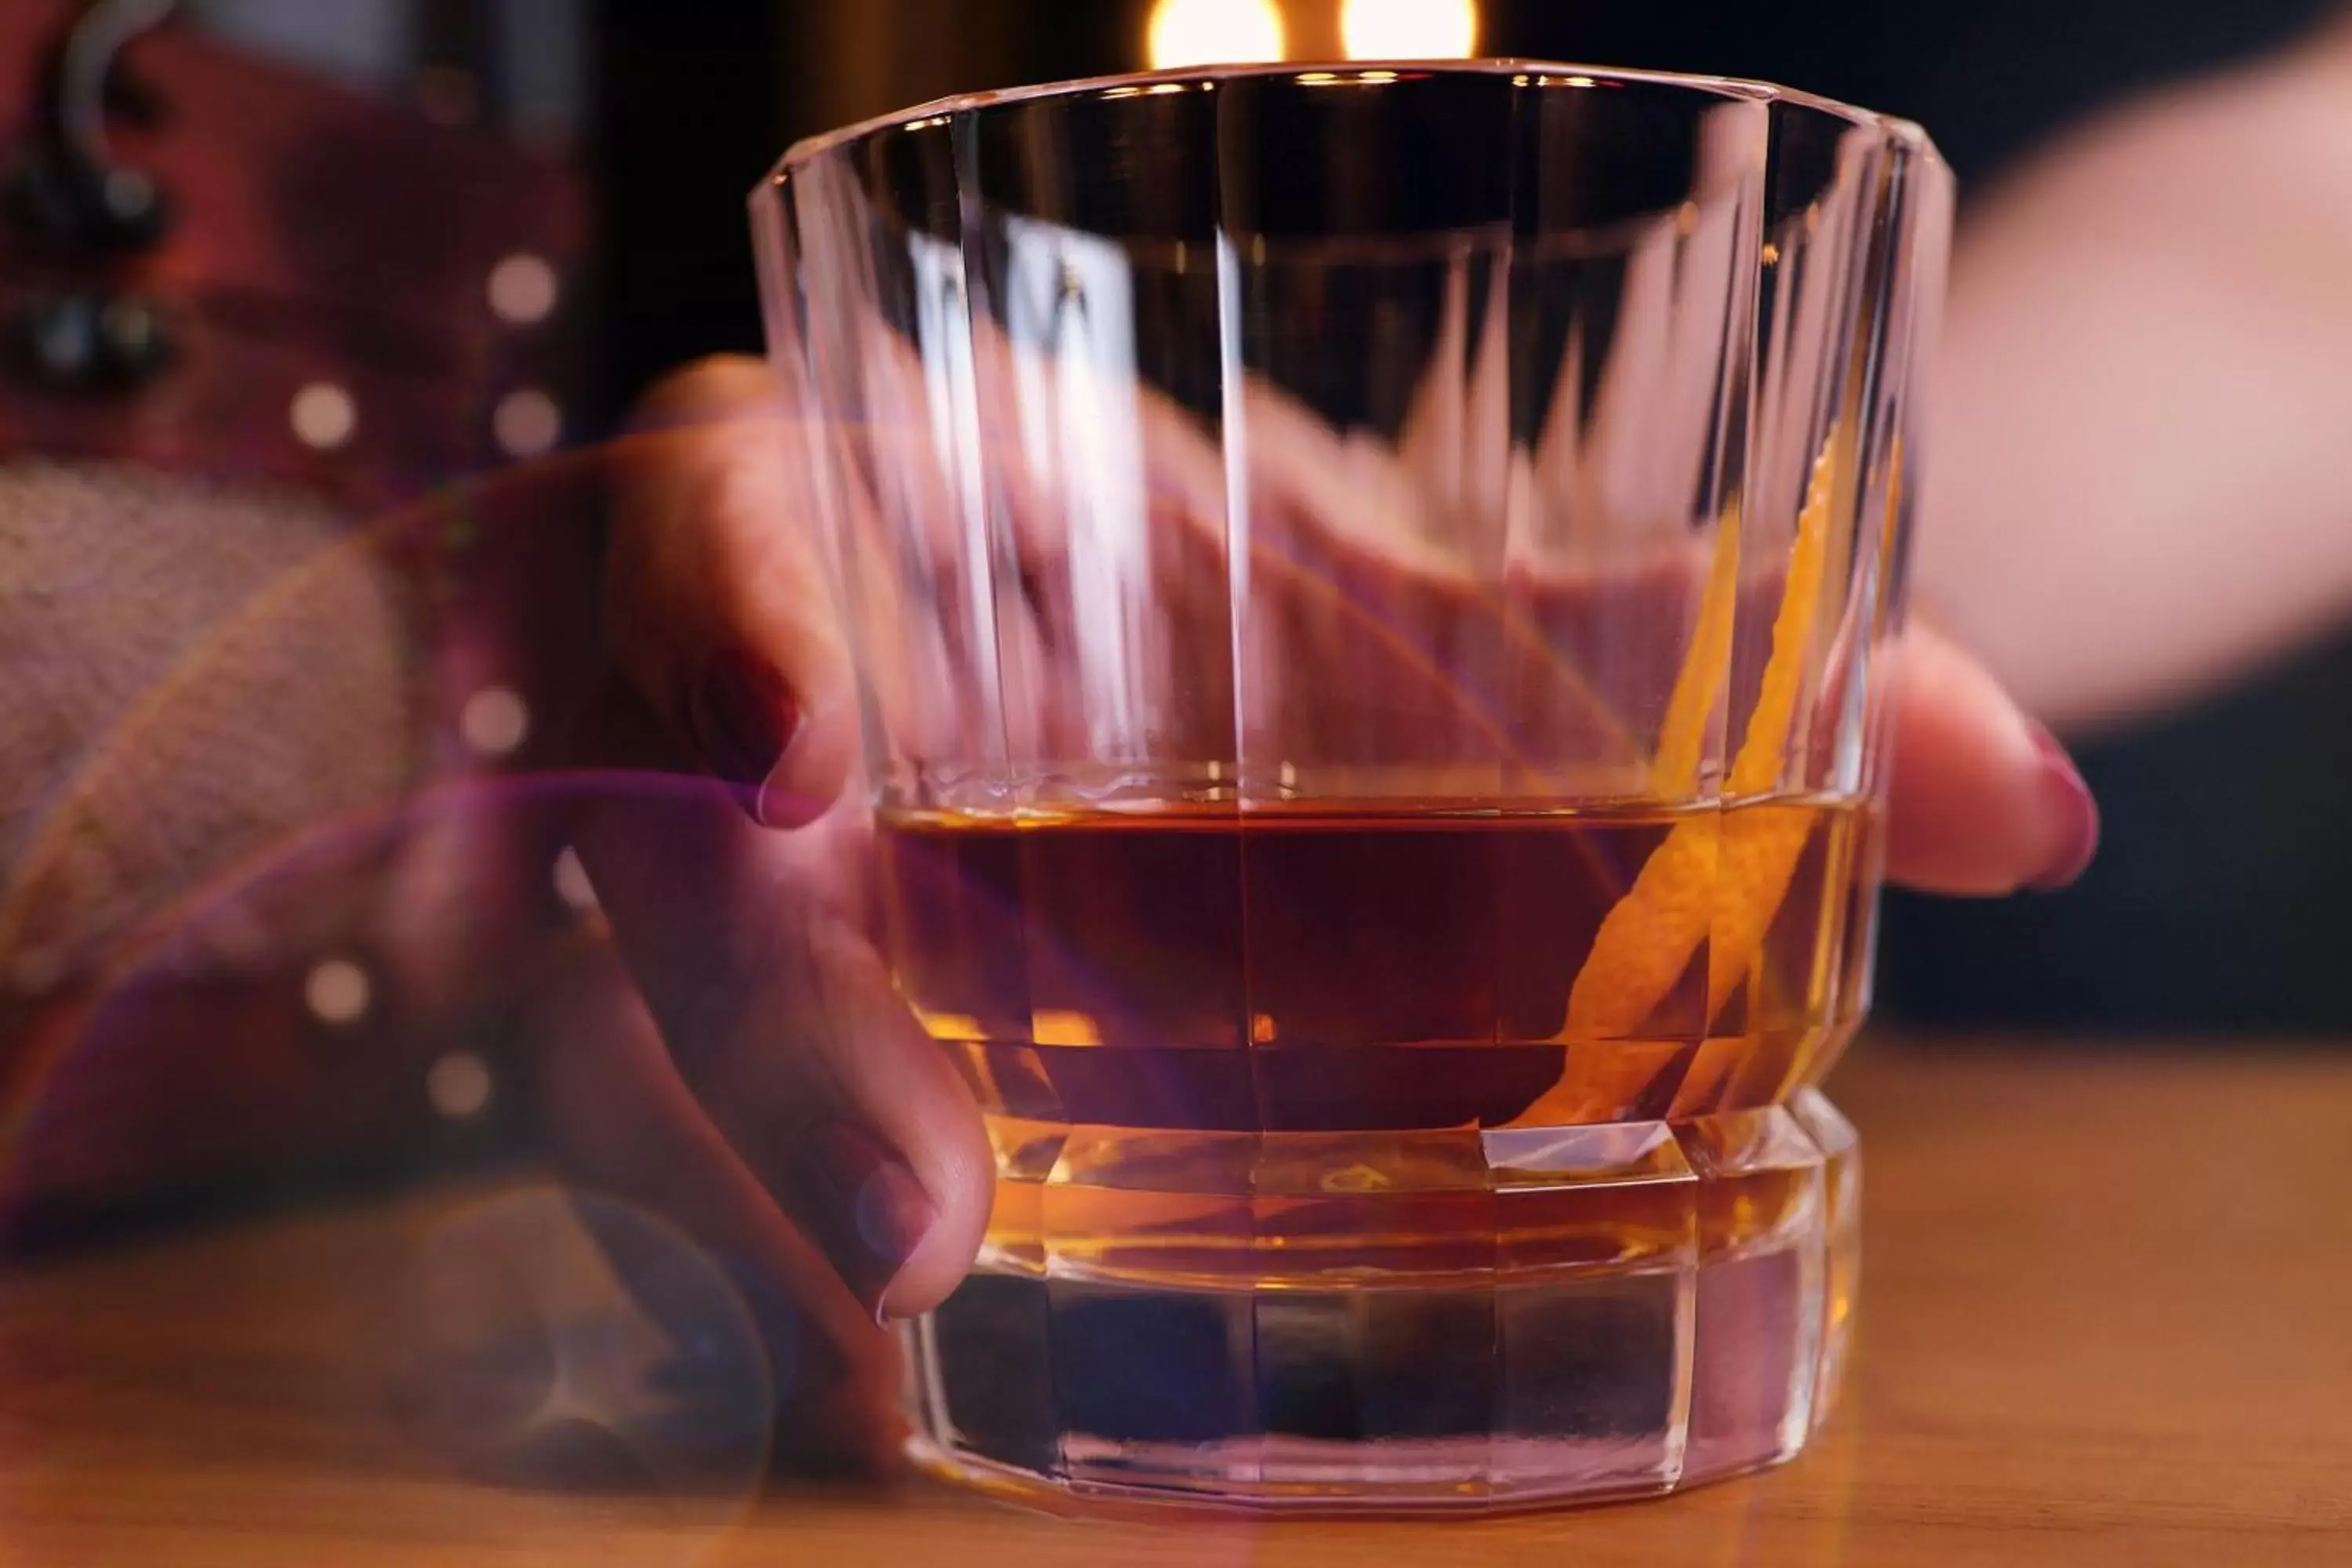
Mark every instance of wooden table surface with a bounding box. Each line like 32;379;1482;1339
4;1041;2349;1567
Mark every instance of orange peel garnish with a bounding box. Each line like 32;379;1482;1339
1562;441;1838;1039
1648;503;1742;799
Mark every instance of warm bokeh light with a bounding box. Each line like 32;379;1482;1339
1147;0;1287;69
1340;0;1479;60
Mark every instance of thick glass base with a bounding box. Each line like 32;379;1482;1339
900;1089;1859;1515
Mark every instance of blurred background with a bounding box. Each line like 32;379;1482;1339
613;0;2325;394
2;0;2347;1256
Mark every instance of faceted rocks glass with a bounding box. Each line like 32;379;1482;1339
752;61;1950;1514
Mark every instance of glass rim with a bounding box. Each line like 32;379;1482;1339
768;57;1936;183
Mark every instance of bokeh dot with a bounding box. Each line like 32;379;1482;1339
427;1051;494;1120
493;388;562;458
305;957;370;1024
488;252;560;325
460;685;531;757
289;382;357;451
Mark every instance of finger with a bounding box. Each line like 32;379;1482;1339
568;683;993;1324
604;355;859;829
1883;622;2100;895
528;931;902;1471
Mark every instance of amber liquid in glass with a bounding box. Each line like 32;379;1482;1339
879;800;1867;1497
881;800;1867;1128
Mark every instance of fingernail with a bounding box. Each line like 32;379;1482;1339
2024;720;2100;891
684;648;801;824
795;1122;935;1324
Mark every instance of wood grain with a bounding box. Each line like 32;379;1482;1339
3;1040;2348;1566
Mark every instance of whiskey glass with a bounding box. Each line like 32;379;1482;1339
752;60;1950;1513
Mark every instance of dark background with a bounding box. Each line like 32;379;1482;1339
590;0;2347;1035
593;0;2331;402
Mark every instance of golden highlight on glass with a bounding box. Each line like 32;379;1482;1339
754;60;1951;1512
